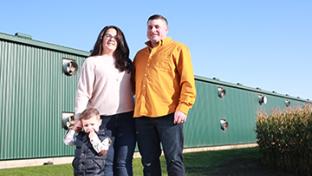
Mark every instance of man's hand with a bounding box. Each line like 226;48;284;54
174;111;187;124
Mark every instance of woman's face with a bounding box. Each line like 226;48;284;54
102;28;118;54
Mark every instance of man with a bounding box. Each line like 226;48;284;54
133;14;196;176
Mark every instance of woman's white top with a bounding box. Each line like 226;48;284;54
75;55;134;116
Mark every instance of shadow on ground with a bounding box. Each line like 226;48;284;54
196;156;296;176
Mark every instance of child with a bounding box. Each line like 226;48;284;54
64;108;111;176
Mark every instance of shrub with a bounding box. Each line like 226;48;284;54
256;104;312;175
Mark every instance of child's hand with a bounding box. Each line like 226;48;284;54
88;128;97;139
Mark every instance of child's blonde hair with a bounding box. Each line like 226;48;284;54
79;108;100;120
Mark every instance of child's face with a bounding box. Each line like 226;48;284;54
81;115;101;133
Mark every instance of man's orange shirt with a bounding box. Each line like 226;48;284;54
133;37;196;118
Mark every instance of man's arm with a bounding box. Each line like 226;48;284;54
175;44;197;116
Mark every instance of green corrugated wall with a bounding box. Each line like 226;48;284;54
0;32;310;160
0;32;88;160
185;77;308;148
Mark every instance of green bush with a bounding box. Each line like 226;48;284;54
256;104;312;175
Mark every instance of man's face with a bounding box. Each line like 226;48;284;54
147;18;168;45
81;115;101;133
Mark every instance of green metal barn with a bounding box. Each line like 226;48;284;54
0;32;310;163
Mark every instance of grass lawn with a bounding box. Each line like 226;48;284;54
0;147;295;176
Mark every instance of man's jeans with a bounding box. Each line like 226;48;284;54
135;114;185;176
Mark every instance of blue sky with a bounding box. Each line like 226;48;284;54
1;0;311;100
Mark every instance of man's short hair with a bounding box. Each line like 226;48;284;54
148;14;168;25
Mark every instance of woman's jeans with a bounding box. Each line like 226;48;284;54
135;113;185;176
100;111;136;176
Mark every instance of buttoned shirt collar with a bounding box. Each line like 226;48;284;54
145;37;171;48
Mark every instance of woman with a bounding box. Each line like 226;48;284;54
75;25;136;176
